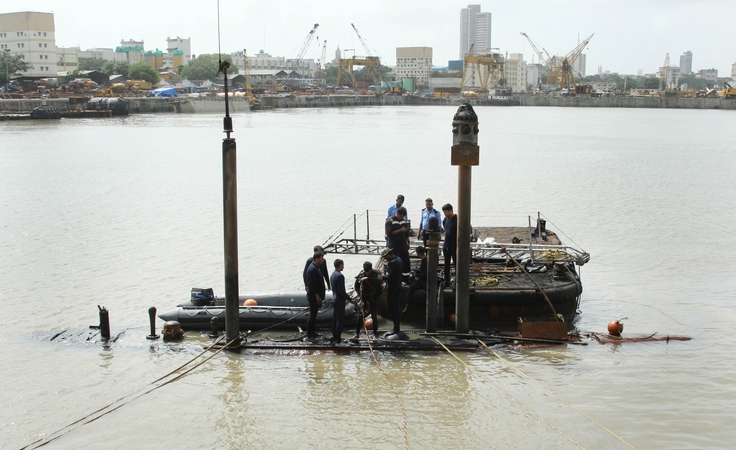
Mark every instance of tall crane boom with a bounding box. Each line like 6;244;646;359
317;39;327;81
564;33;594;67
520;31;594;90
351;23;374;58
520;32;549;66
290;23;319;75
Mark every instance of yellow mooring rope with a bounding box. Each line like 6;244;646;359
476;339;638;450
21;334;239;450
430;337;586;449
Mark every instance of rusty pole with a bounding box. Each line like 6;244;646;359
451;104;480;333
220;59;241;344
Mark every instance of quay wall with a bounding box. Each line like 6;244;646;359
0;97;177;113
3;94;735;113
258;94;407;109
513;94;736;110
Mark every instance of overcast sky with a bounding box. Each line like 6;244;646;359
19;0;736;76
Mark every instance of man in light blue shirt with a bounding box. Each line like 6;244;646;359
386;194;408;221
418;198;442;246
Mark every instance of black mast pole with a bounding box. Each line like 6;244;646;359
219;58;240;345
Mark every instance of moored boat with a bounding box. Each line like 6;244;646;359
323;214;590;330
158;289;357;331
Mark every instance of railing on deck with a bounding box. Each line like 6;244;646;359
322;211;590;266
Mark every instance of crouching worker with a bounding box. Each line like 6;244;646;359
353;261;381;340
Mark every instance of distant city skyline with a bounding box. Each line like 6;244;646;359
10;0;736;76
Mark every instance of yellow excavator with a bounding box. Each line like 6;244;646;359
720;81;736;99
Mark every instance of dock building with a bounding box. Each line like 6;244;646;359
504;53;526;93
0;11;57;77
395;47;432;88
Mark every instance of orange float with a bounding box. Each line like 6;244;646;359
607;320;624;336
243;299;258;306
363;317;373;329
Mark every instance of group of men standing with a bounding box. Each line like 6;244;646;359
385;194;458;283
303;245;380;343
301;194;458;343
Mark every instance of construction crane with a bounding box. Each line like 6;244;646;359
520;32;594;89
460;51;506;92
241;49;260;109
283;23;319;86
520;32;552;67
317;39;327;82
336;23;382;87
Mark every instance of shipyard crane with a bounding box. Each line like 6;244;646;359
460;50;506;92
282;23;319;86
352;23;376;59
241;49;260;109
336;23;382;87
559;33;594;90
520;32;552;67
317;39;327;82
520;32;594;89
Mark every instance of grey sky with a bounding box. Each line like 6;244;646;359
20;0;736;76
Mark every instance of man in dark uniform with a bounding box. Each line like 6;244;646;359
385;207;411;275
382;248;404;335
330;259;350;344
353;261;381;339
303;245;330;291
404;246;427;313
305;252;326;340
442;203;457;283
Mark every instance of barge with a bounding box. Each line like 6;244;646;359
323;214;589;330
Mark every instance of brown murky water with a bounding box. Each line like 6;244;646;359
2;106;735;449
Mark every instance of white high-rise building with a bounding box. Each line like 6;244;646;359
459;5;492;58
572;54;586;77
0;11;57;77
679;51;692;75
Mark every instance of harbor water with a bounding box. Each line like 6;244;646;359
1;106;735;449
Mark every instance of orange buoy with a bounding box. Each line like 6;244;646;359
449;313;456;325
607;320;624;336
363;317;373;329
243;298;258;306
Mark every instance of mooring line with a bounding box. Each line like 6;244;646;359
476;339;638;450
431;337;585;450
364;326;409;450
20;334;238;450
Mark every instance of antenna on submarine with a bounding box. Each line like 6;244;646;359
216;0;240;345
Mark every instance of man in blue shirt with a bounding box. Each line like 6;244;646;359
418;198;442;246
305;252;327;340
442;203;457;283
386;194;408;221
330;259;350;344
